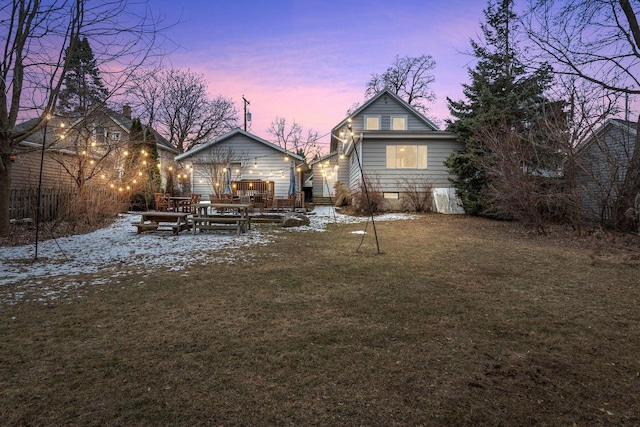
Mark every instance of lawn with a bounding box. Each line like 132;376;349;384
1;214;639;426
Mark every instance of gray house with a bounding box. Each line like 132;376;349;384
176;129;304;201
312;88;464;213
575;118;638;223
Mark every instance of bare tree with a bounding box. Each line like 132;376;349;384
474;116;571;233
365;54;436;114
196;147;249;198
524;0;640;230
266;117;319;161
129;68;239;153
541;77;623;234
0;0;168;237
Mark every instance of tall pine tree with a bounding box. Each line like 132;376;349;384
143;126;162;194
445;0;553;216
58;36;108;116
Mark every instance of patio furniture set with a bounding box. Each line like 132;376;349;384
134;193;298;236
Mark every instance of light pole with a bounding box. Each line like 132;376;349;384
243;95;251;131
34;113;50;260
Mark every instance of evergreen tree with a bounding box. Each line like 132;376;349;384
58;36;108;116
144;126;162;194
445;0;554;216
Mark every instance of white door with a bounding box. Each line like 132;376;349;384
322;168;337;197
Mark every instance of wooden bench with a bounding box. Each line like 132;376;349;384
191;215;250;236
133;212;190;235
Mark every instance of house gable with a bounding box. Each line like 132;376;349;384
331;89;438;153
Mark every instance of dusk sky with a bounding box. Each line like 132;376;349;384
151;0;489;150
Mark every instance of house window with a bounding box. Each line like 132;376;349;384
92;126;106;144
111;132;121;140
391;116;407;130
364;115;380;130
386;145;427;169
384;192;399;199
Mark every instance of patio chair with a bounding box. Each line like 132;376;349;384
154;193;170;211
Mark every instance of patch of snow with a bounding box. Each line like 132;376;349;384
0;206;417;304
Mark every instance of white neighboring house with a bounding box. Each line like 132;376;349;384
175;128;305;200
312;88;465;213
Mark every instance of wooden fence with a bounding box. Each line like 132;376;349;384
10;188;75;222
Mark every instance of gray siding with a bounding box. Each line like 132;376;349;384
311;154;348;197
347;136;463;193
348;140;363;192
350;96;436;132
575;121;636;221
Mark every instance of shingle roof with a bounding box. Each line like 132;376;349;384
175;128;305;162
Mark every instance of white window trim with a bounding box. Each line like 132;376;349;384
364;115;381;130
390;115;408;131
386;145;428;169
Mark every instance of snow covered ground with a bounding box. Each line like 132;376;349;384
1;207;417;304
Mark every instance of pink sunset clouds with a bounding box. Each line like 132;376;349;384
153;0;488;153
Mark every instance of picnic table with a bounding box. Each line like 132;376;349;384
191;203;251;236
133;211;190;235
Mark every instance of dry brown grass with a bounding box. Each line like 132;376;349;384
1;215;639;426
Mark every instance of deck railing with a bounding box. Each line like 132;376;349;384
232;180;275;198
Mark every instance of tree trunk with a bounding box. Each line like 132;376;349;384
0;144;13;237
614;113;640;231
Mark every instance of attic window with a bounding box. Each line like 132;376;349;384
111;132;121;140
364;115;380;130
391;116;407;130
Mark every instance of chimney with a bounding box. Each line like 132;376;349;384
123;104;131;119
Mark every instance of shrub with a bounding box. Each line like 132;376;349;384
59;184;129;229
333;181;351;207
352;174;384;215
398;178;433;212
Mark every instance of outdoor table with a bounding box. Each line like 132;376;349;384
169;196;191;212
191;203;252;235
133;211;190;235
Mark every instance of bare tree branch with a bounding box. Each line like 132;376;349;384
266;117;319;161
0;0;172;236
128;68;238;153
365;54;436;113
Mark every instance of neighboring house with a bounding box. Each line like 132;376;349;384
313;88;464;213
175;128;305;200
10;142;76;192
575;118;638;223
11;105;179;192
80;105;178;191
